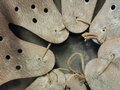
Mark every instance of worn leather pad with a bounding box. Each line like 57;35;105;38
98;38;120;60
26;69;87;90
0;0;69;44
61;0;97;33
26;69;66;90
85;58;120;90
89;0;120;43
0;13;55;85
65;74;87;90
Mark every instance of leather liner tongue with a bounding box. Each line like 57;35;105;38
89;0;120;44
0;0;69;44
62;0;97;33
0;13;55;85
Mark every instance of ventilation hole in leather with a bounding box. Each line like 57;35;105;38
102;29;106;32
65;85;71;90
18;49;23;53
111;5;116;10
38;58;41;60
31;4;36;9
0;36;3;41
102;27;107;32
32;18;37;23
15;7;19;12
44;8;48;13
55;30;57;32
6;55;10;60
16;65;21;70
85;0;89;2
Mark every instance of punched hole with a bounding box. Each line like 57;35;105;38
44;8;48;13
15;7;19;12
38;58;41;60
6;55;10;60
16;65;21;70
32;18;37;23
55;30;57;32
111;5;116;10
102;27;106;32
31;4;36;9
18;49;23;53
65;85;71;90
0;36;3;41
102;29;106;32
85;0;89;3
76;17;78;19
